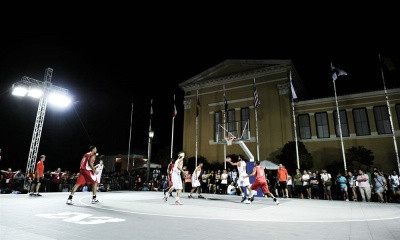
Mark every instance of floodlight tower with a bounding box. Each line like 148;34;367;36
12;68;71;189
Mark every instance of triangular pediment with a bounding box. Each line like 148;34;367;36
180;59;292;91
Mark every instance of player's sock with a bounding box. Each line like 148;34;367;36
92;195;96;199
68;195;73;200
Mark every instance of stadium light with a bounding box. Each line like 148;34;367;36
11;68;72;189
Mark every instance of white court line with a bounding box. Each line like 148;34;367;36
78;196;400;223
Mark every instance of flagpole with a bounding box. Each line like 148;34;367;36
290;72;300;169
253;78;260;163
195;90;199;168
378;54;400;174
223;85;227;169
127;102;133;170
332;64;347;172
147;99;153;182
170;95;176;159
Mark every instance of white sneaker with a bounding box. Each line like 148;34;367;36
175;200;183;205
66;199;73;205
244;199;251;204
91;198;99;204
163;196;168;202
274;198;280;205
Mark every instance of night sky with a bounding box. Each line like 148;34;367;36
1;27;399;173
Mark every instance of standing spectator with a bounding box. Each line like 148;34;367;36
320;169;332;200
50;168;64;192
373;170;386;203
336;172;349;201
277;164;288;198
302;170;311;199
293;169;303;198
1;168;17;191
389;170;399;202
309;172;319;199
29;155;46;196
220;169;229;194
356;169;371;202
287;174;293;198
347;171;358;201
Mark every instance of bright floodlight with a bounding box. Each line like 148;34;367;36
27;88;44;98
12;86;28;97
48;92;72;107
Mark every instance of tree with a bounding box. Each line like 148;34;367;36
185;155;209;171
345;146;374;169
276;141;313;173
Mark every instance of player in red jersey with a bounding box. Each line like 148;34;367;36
245;161;279;205
66;146;99;205
163;158;175;197
29;155;46;196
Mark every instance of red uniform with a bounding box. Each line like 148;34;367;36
36;161;44;178
76;152;98;186
250;166;270;193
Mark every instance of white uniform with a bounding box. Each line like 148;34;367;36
171;158;183;190
191;167;201;187
237;160;250;187
95;164;104;183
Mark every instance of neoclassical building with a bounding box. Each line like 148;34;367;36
179;59;400;172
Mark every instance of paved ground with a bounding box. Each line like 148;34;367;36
1;191;399;240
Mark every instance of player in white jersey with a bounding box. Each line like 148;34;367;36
188;162;204;199
95;159;104;190
164;151;185;205
226;155;251;203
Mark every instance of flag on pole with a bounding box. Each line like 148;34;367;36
224;94;228;112
196;95;201;117
253;79;261;108
173;95;177;118
331;63;347;81
289;71;298;103
150;99;153;115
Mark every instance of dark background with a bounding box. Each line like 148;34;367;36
1;18;399;173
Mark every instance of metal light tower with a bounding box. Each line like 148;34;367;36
12;68;71;189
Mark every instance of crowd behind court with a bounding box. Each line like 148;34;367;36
1;164;400;203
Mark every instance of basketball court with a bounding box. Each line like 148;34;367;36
1;191;399;240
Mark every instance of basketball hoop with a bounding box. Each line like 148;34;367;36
225;136;236;146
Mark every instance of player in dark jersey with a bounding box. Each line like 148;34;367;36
66;146;99;205
245;161;279;205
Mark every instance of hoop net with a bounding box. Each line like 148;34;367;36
225;136;236;146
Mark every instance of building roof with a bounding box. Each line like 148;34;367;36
179;59;294;92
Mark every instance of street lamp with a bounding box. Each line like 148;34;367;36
147;129;154;182
11;68;72;189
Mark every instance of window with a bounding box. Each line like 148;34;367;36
353;108;370;136
227;109;237;137
374;106;392;134
240;107;250;140
214;111;222;142
333;110;349;137
315;112;330;138
298;114;311;139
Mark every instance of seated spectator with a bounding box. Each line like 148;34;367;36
227;182;237;195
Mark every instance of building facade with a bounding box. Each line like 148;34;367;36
179;59;400;173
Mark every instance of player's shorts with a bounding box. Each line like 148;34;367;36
237;175;250;187
76;169;98;186
171;173;183;190
34;177;44;183
250;180;270;193
168;174;173;187
191;179;201;187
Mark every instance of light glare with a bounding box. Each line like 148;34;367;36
48;92;72;107
28;88;44;98
12;86;28;97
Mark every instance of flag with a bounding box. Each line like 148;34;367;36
150;99;153;115
253;79;261;108
289;71;298;103
331;63;347;81
196;94;201;117
224;94;228;112
173;95;177;118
